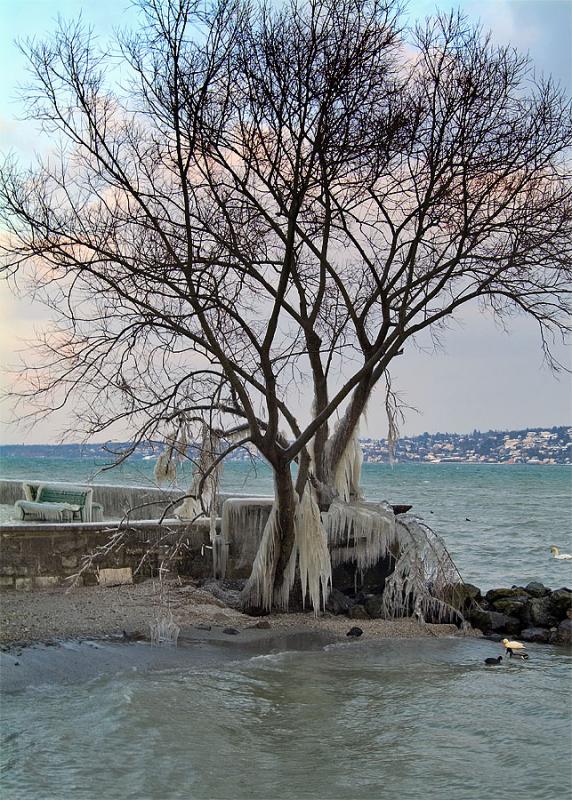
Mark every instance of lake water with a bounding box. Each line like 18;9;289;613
1;636;571;800
1;458;571;799
1;457;571;590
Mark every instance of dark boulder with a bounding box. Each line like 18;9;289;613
524;581;550;598
549;589;572;621
520;627;551;644
346;627;364;637
469;609;521;635
553;618;572;646
527;596;558;628
364;594;384;619
223;627;240;635
485;587;525;604
349;604;370;620
442;583;482;610
492;597;529;619
326;589;354;616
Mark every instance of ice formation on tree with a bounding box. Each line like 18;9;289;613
242;485;332;614
293;488;332;612
381;516;465;624
325;500;396;570
325;498;465;624
150;611;180;646
332;423;363;502
154;427;184;484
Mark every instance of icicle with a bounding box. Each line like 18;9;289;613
154;428;182;484
325;500;396;570
332;423;363;502
242;503;280;611
150;611;180;646
294;487;331;614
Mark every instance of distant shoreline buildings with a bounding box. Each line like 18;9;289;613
360;425;571;465
1;426;570;466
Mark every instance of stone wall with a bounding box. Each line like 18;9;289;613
0;519;215;590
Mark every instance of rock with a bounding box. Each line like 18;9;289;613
527;596;558;628
331;554;394;595
391;504;412;515
222;627;240;635
326;588;354;616
520;626;551;644
485;587;524;604
346;627;363;637
524;581;549;598
442;583;482;609
195;623;212;631
554;618;572;646
469;609;521;634
364;594;384;619
254;620;271;629
349;604;370;620
549;589;572;621
492;597;529;619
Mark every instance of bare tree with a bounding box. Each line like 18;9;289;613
1;0;571;611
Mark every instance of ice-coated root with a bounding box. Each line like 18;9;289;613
212;533;228;580
325;500;396;570
332;423;364;503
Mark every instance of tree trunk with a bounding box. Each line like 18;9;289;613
240;461;297;612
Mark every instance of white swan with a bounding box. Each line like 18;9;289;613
550;546;572;561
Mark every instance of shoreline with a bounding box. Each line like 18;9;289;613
0;577;468;650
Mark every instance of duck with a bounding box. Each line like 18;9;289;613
484;656;502;665
550;546;572;560
506;648;529;660
501;638;526;651
501;638;529;659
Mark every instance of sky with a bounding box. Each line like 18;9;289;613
0;0;571;443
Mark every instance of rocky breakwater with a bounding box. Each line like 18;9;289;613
464;582;572;645
324;578;572;645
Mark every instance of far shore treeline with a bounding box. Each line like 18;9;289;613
1;426;569;466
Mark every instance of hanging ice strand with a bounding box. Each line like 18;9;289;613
154;422;186;484
174;424;227;577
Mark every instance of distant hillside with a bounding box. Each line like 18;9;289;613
1;425;570;465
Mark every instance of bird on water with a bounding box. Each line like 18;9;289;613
550;546;572;560
501;639;529;659
484;656;503;665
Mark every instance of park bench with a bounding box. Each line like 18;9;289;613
14;483;103;523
